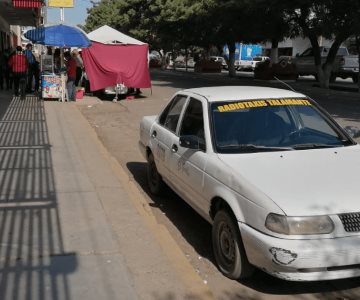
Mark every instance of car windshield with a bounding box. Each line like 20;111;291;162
211;98;352;153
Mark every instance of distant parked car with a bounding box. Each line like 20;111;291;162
254;56;298;80
149;53;162;68
94;83;128;100
210;56;227;69
250;56;270;70
186;57;195;68
293;46;359;82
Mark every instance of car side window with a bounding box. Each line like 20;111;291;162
159;95;187;132
179;98;206;151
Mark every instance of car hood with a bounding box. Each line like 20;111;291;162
217;145;360;216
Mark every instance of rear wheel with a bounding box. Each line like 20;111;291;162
147;152;165;195
212;210;255;280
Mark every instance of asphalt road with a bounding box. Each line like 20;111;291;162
78;69;360;300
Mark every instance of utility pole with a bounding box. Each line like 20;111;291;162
60;7;64;23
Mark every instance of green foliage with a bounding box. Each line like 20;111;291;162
84;0;360;55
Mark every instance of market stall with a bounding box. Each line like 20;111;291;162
24;24;91;101
83;25;151;101
81;41;151;92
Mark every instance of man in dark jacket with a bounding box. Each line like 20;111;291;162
24;43;39;93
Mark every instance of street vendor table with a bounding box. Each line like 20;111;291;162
24;24;92;102
41;72;66;101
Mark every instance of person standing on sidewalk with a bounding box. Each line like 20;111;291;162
72;49;84;87
24;43;39;93
8;46;28;97
64;51;77;101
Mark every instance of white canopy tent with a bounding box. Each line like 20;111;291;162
87;25;146;45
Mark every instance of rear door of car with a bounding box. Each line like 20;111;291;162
151;94;188;180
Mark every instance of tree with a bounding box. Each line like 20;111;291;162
247;0;294;64
201;0;266;77
84;0;360;88
287;0;360;88
84;0;121;33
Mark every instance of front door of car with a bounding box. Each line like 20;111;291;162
296;48;316;74
168;97;209;213
151;94;188;181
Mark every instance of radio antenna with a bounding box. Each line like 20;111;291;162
273;76;297;92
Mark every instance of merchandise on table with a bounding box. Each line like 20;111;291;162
41;73;62;99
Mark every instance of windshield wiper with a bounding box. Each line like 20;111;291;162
292;143;341;150
219;144;293;152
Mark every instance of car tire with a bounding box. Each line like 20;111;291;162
212;210;255;280
147;152;165;195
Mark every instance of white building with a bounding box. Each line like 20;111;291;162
262;36;335;57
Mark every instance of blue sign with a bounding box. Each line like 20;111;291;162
224;43;262;61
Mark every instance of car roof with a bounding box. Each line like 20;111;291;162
182;86;306;103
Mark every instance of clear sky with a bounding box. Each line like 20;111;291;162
46;0;93;26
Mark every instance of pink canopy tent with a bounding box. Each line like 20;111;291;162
81;41;151;91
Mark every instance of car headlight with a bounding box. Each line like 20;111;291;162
265;213;334;235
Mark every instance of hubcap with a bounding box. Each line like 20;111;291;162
219;222;235;263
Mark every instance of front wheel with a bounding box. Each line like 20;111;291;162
147;152;165;195
212;210;254;280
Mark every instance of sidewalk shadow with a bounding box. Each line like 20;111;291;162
0;95;77;300
126;161;360;298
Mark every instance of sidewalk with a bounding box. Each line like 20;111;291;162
0;91;212;300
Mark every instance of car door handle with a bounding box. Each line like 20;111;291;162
151;131;157;138
171;144;178;153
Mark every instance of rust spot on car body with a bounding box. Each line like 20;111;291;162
269;247;297;265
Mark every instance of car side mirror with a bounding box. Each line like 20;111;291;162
345;126;360;138
179;135;203;150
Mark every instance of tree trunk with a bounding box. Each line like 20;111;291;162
318;39;343;88
160;49;167;70
317;65;332;89
270;38;279;64
228;42;236;78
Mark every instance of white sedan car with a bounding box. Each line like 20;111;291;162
138;86;360;281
